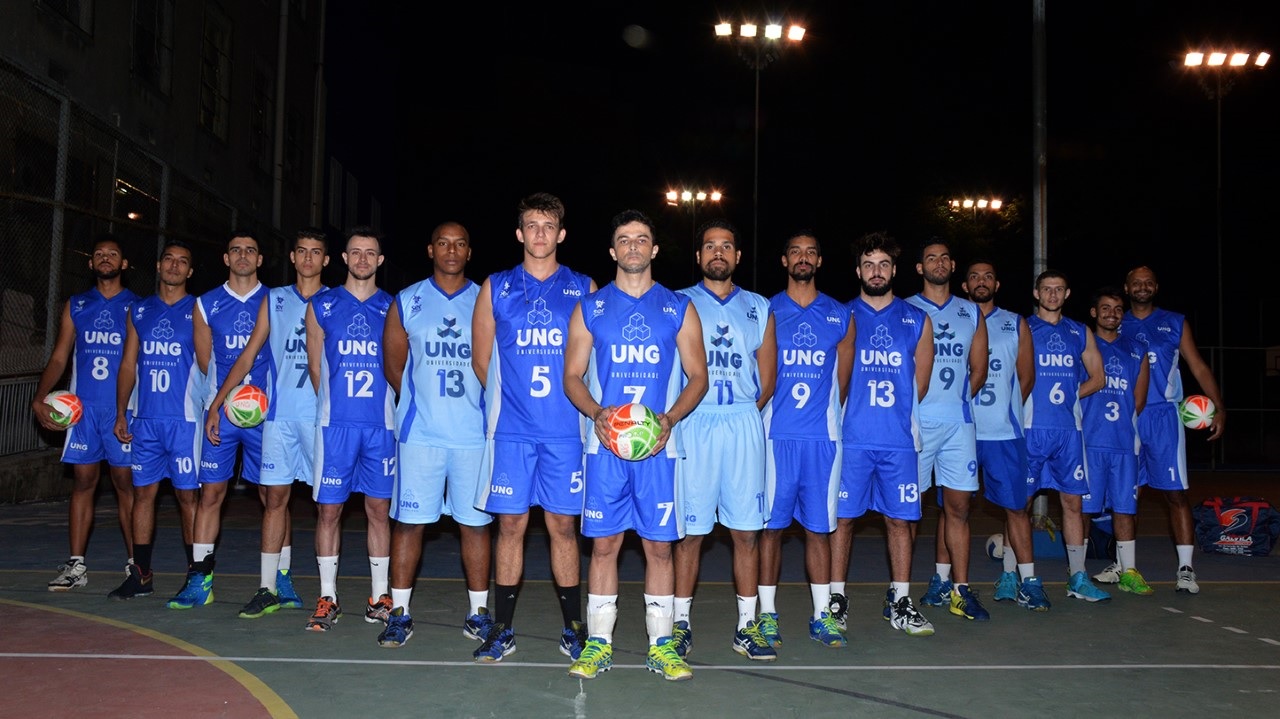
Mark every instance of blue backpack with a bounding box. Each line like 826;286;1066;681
1192;496;1280;557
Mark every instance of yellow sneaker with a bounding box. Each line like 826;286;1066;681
568;637;613;679
1119;567;1154;596
646;638;693;681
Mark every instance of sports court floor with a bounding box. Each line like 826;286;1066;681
1;472;1277;718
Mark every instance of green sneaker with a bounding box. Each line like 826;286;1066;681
646;638;693;681
567;637;613;679
756;611;782;647
1118;567;1154;596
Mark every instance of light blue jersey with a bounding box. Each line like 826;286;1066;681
395;277;484;448
1083;334;1145;454
764;292;849;441
972;307;1026;441
678;282;768;410
130;294;202;421
199;283;272;402
68;288;139;407
313;286;395;429
1025;315;1088;431
483;265;593;442
1120;308;1184;406
905;294;980;423
265;285;328;421
843;296;926;451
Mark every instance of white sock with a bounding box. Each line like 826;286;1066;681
194;543;215;565
935;563;952;582
1003;545;1018;573
810;583;831;620
369;556;390;598
1176;545;1194;568
587;594;619;644
891;581;910;602
391;586;412;614
279;545;292;572
1018;563;1036;582
468;589;489;615
318;555;339;601
758;585;778;614
674;596;693;624
1117;540;1137;572
261;552;281;592
830;581;846;597
1065;544;1087;576
736;595;756;631
643;593;674;645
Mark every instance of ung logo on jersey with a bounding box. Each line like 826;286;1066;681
583;496;605;521
399;488;420;510
426;315;471;358
934;320;964;356
526;297;552;326
337;314;378;355
517;299;564;347
142;319;182;355
708;322;743;369
1104;355;1128;389
784;322;825;365
84;310;122;345
1037;333;1074;367
490;473;514;496
746;305;759;323
860;324;904;366
612;312;660;363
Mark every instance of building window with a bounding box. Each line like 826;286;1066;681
250;59;275;174
132;0;173;93
200;4;232;140
40;0;94;34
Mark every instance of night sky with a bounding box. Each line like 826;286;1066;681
331;1;1279;348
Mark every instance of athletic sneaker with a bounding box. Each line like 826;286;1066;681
949;584;990;621
378;607;414;648
559;620;588;659
828;592;849;633
993;571;1019;602
809;612;847;647
305;596;342;632
238;587;281;619
1067;571;1112;602
920;573;953;607
48;559;88;592
1119;568;1154;596
646;637;693;681
568;638;613;680
886;592;935;637
108;564;154;600
463;607;494;641
365;593;393;624
1016;576;1051;611
671;620;693;658
732;621;778;661
1176;565;1201;594
166;571;214;609
756;611;782;647
275;569;303;609
474;623;516;663
1093;561;1122;584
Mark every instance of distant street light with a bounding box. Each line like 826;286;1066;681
1182;47;1269;354
666;188;723;281
715;17;806;290
948;197;1004;220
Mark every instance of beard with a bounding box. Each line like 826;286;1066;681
788;264;815;282
93;267;122;281
702;264;732;282
968;286;993;303
350;266;377;281
861;279;891;297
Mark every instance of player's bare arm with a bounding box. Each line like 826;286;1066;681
193;301;213;375
1078;326;1105;399
1134;354;1150;416
114;314;139;444
1178;318;1226;441
968;313;990;399
562;303;609;445
652;302;708;453
836;315;856;404
914;315;934;401
32;300;78;431
469;277;496;388
382;302;409;396
755;313;778;411
1016;317;1035;402
304;303;323;393
205;299;272;444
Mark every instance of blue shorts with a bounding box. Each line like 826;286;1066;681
978;438;1029;510
259;419;315;486
392;443;492;527
1026;428;1087;496
582;451;681;542
199;411;262;484
838;447;921;521
476;439;584;516
1083;449;1140;515
1136;403;1188;490
129;416;200;490
61;405;131;467
678;408;766;534
917;419;978;492
765;438;839;533
312;425;396;504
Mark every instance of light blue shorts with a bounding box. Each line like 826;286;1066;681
259;419;316;486
678;408;766;534
917;419;978;492
393;443;491;527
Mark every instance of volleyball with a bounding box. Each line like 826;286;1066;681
44;390;84;427
1178;395;1216;430
985;533;1005;561
225;384;269;428
605;403;662;461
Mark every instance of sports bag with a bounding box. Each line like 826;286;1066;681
1192;496;1280;557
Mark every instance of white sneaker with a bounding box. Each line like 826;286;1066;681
1176;566;1200;594
1093;561;1122;584
48;559;88;592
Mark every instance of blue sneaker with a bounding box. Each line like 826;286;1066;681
473;623;515;663
993;571;1019;602
756;611;782;647
920;573;952;607
732;621;778;661
949;584;990;621
463;606;494;641
166;571;213;609
377;607;414;647
1067;571;1112;603
275;569;303;609
882;588;895;620
559;620;587;659
671;620;692;658
1016;576;1052;612
809;612;847;647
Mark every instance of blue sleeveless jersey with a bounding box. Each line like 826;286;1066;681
844;296;926;450
678;283;769;410
764;292;849;441
313;286;394;429
1120;308;1184;406
1025;314;1088;431
199;283;272;403
131;294;202;421
972;306;1026;441
1082;334;1145;454
581;282;690;457
68;287;139;407
905;294;980;423
265;285;328;421
483;265;593;442
395;277;484;448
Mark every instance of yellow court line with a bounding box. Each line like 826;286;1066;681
0;597;298;719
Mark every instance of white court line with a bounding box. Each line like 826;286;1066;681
1191;616;1214;623
2;653;1278;671
1260;638;1280;646
1162;607;1184;614
1224;626;1248;634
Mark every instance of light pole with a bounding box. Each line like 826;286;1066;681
948;197;1004;221
715;19;805;290
1182;48;1269;354
666;188;723;282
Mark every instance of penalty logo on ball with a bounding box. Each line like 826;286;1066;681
44;390;84;427
225;384;269;428
605;403;661;461
1179;394;1216;430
